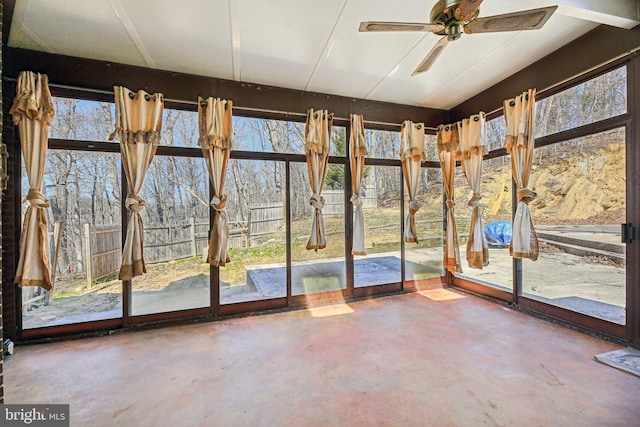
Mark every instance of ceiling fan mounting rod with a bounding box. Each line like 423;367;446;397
447;24;464;41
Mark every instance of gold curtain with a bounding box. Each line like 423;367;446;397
437;124;462;274
350;114;368;255
400;120;425;243
305;109;333;251
109;86;164;280
458;113;489;269
198;97;233;266
11;71;55;290
504;89;538;260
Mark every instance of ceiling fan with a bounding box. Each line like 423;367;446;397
359;0;558;76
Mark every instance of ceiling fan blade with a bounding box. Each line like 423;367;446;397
465;6;558;34
359;21;444;33
455;0;484;22
412;36;449;76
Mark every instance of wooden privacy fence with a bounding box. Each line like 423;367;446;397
144;218;209;264
84;224;120;287
323;189;376;217
82;191;377;285
83;218;209;287
227;205;285;249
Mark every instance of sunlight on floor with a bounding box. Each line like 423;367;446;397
309;303;354;318
417;289;466;301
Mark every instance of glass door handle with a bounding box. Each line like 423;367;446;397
621;223;637;243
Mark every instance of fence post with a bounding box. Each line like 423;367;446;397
44;222;64;305
84;223;93;289
246;208;251;248
190;217;196;257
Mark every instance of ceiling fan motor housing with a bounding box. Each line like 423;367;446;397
430;0;478;36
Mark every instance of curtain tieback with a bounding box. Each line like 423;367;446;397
199;135;232;150
126;193;146;213
446;199;456;210
468;193;482;207
310;194;325;210
350;193;362;207
517;188;536;204
210;195;227;211
26;188;50;208
408;200;421;214
108;127;121;141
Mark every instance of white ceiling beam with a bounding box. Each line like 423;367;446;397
550;0;640;29
304;0;350;91
109;0;156;68
228;0;241;81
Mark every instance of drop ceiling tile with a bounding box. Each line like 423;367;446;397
234;0;346;88
118;0;234;79
5;0;621;108
306;0;433;99
9;0;146;67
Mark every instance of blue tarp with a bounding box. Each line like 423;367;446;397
484;221;512;246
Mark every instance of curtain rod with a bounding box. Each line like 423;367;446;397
3;77;438;131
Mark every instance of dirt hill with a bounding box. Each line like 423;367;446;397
421;131;625;226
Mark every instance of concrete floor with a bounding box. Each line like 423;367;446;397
5;290;640;426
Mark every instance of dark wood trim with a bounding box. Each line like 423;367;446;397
285;161;292;305
353;282;402;299
126;307;211;325
451;25;640;121
4;48;449;128
533;114;629;149
219;297;287;316
483;147;509;161
517;296;626;339
121;164;130;326
211;265;219;317
345;125;354;300
2;79;17;339
46;87;417;133
20;318;123;340
484;113;629;161
532;57;632;107
452;277;513;303
404;276;445;291
289;289;350;308
365;158;401;167
627;57;640;348
512;175;520;304
399;168;406;289
423;161;440;169
49;139;121;153
208;177;219;318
